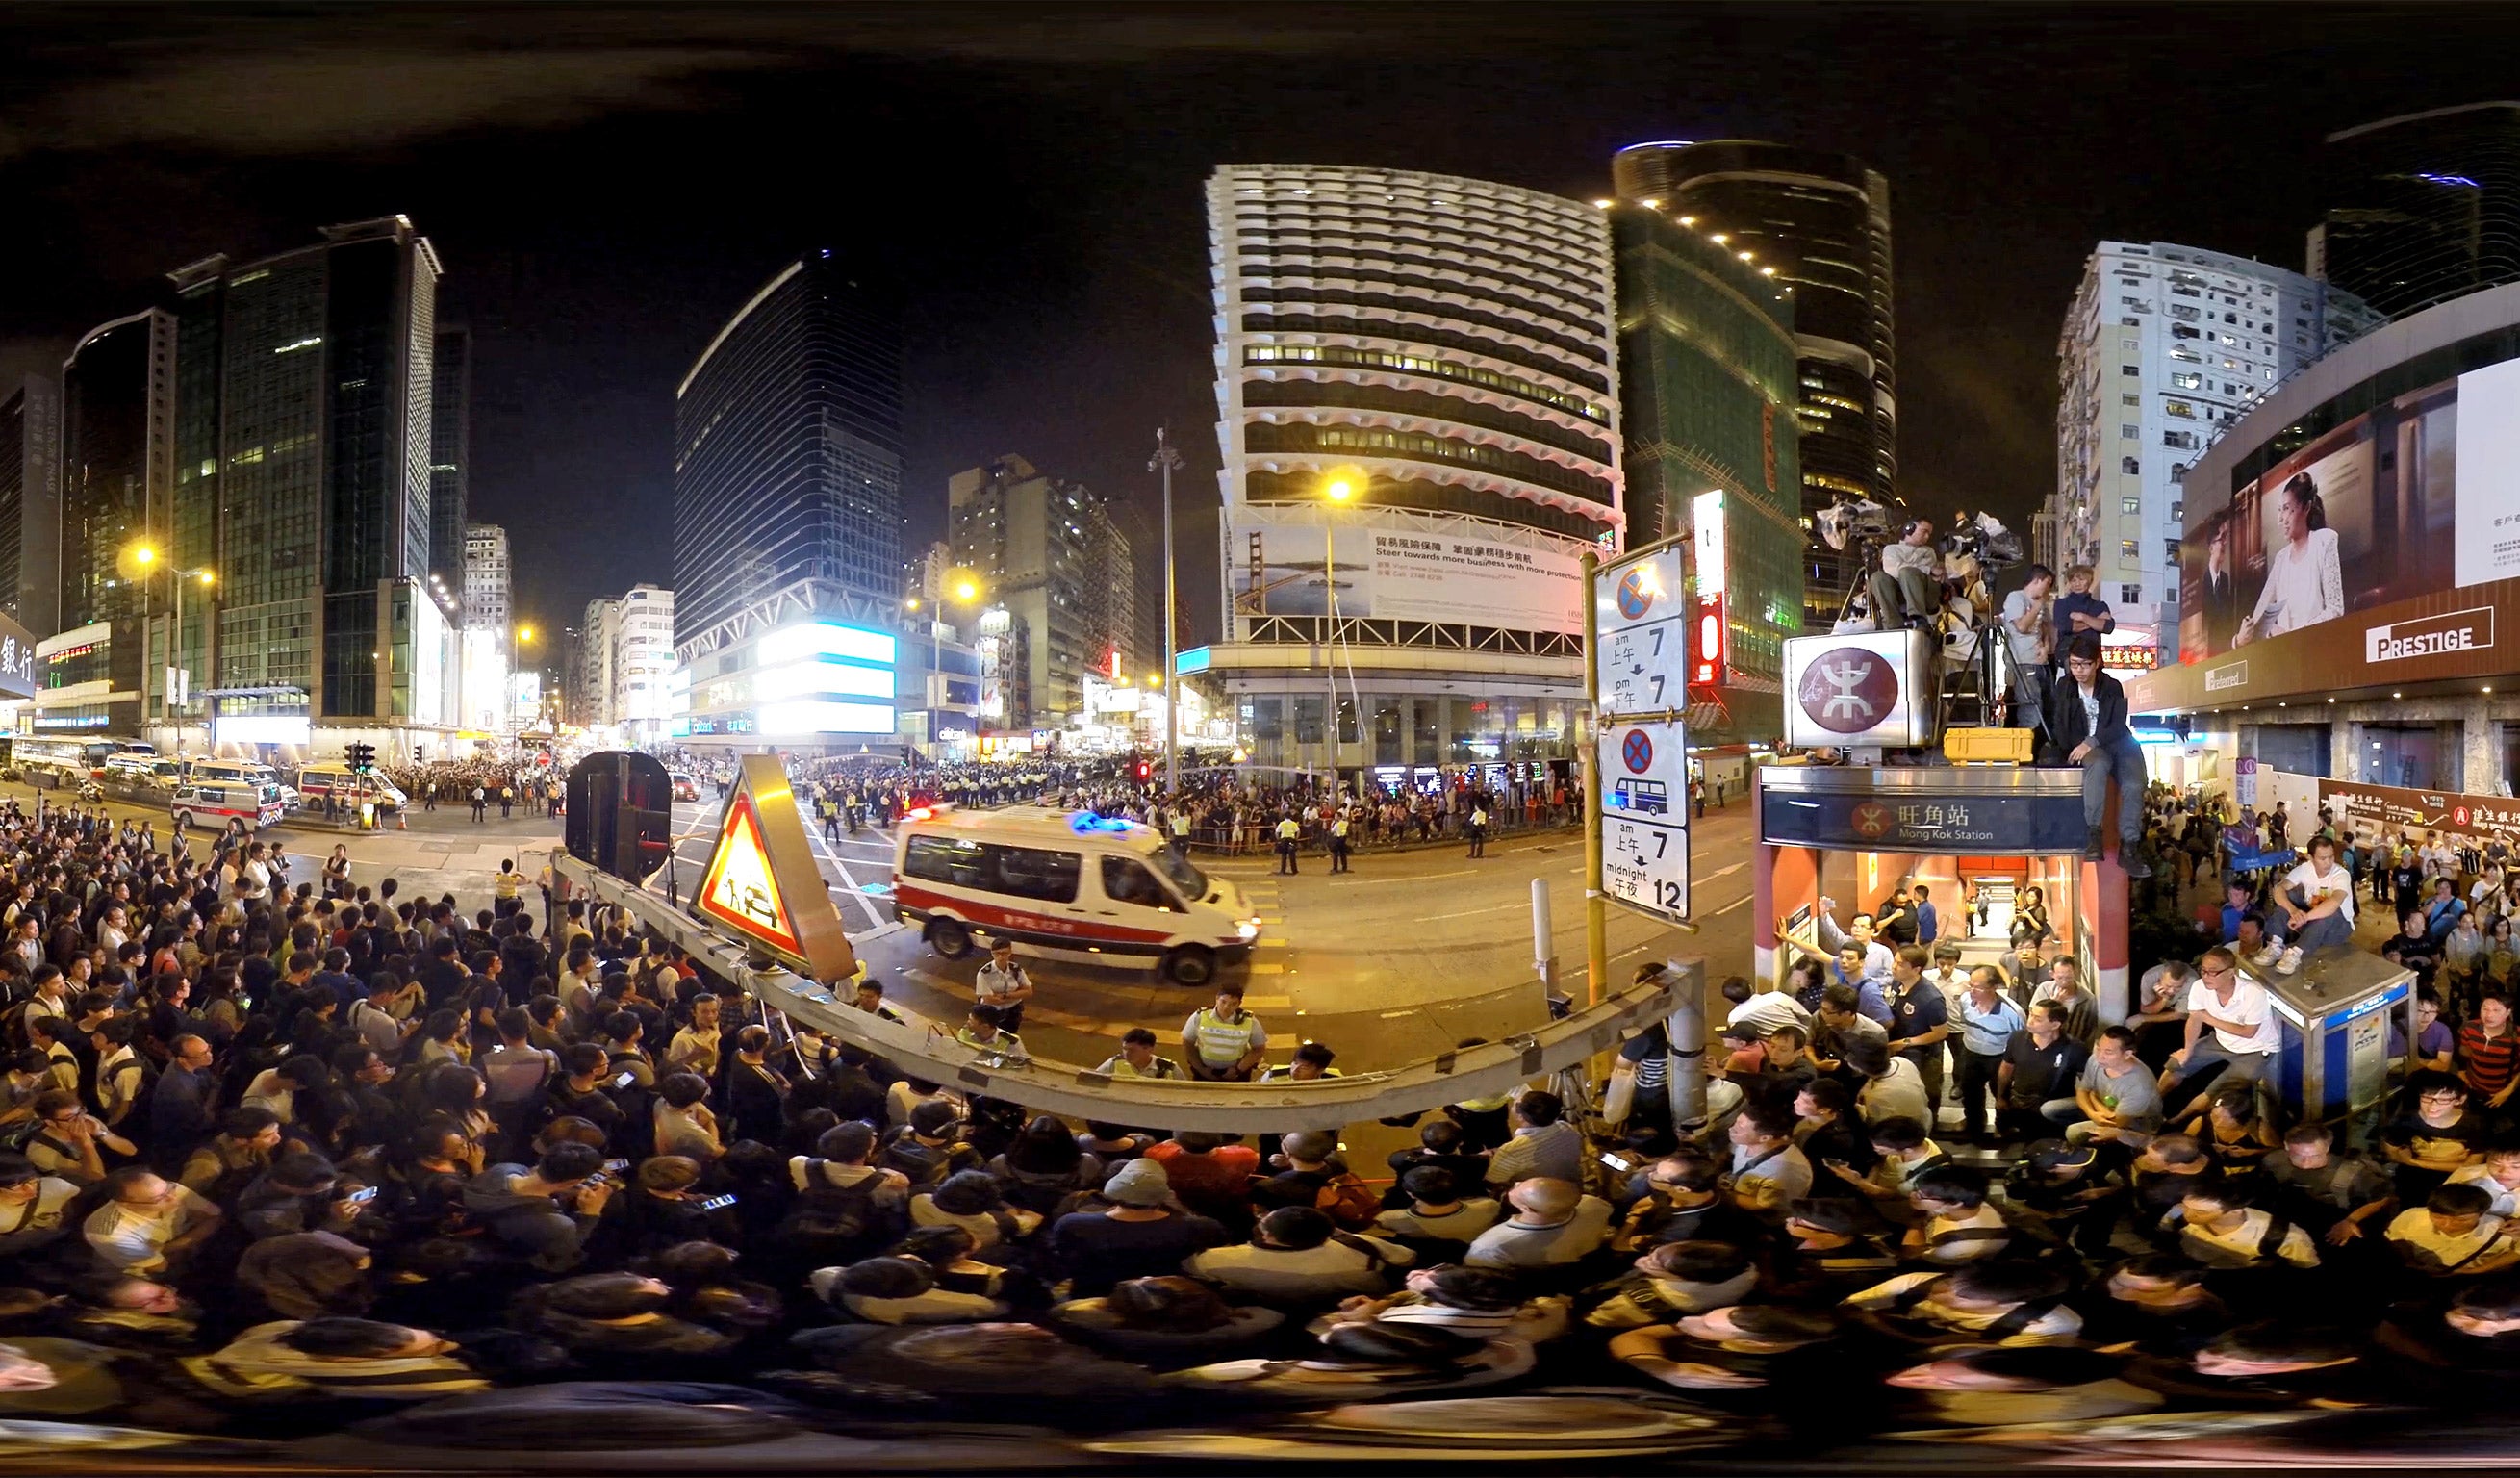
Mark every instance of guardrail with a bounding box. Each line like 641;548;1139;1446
554;851;1694;1132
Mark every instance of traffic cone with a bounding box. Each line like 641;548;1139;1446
397;807;407;830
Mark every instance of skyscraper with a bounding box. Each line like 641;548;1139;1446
165;216;445;739
462;523;510;636
947;454;1134;725
0;376;61;636
2047;241;2379;655
429;325;471;606
674;253;903;659
1608;201;1802;739
1613;140;1895;625
1207;164;1621;784
673;253;904;749
2314;101;2520;321
53;310;175;727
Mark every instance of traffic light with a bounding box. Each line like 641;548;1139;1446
345;741;374;773
1134;758;1152;783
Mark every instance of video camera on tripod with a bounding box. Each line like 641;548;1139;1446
1939;509;2024;572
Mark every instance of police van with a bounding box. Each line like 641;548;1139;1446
891;805;1260;986
293;764;409;814
171;759;286;832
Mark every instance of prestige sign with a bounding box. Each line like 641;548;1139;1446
2366;606;2493;664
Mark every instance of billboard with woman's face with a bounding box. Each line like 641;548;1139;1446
2178;374;2458;662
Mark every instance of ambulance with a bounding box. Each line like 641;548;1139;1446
891;805;1260;986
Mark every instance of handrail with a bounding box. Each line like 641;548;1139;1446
555;852;1694;1132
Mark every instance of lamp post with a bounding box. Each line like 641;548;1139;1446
117;544;215;747
1321;472;1359;799
1149;429;1184;801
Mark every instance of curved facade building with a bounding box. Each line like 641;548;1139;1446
2127;281;2520;797
1614;140;1895;625
674;253;903;664
1205;164;1621;786
2316;102;2520;322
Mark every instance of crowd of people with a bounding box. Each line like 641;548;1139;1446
0;766;2484;1456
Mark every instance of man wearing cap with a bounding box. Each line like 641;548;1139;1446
1044;1159;1224;1298
974;939;1035;1036
1848;1037;1934;1129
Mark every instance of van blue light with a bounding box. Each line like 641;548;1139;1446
1069;811;1136;835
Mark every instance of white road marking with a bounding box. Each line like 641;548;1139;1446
1413;901;1523;922
1709;893;1751;917
1702;861;1748;881
1329;869;1475;888
803;817;891;930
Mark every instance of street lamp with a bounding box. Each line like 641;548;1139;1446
116;542;216;738
1149;428;1186;800
1318;469;1363;798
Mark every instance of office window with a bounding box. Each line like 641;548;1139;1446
2122;583;2142;603
2166;539;2180;562
2163;430;2198;449
2121;456;2141;475
2121;541;2139;560
2171;501;2183;520
2121;423;2139;439
2164;399;2197;419
2123;497;2142;515
2170;371;2202;390
2121;364;2141;376
2122;392;2140;406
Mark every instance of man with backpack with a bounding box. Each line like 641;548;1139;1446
785;1121;908;1268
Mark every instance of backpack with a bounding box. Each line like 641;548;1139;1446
782;1158;888;1256
878;1134;962;1187
1312;1169;1382;1232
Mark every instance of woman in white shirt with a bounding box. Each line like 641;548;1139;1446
2235;471;2343;645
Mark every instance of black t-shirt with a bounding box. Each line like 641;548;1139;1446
2382;1108;2490;1163
1889;982;1947;1056
2001;1032;2089;1105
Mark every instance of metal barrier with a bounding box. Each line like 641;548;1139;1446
553;852;1695;1133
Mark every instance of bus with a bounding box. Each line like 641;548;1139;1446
13;737;105;785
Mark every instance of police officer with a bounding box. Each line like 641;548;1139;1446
1274;812;1302;876
1181;984;1268;1082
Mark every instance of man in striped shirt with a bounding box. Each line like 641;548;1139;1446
2459;990;2520;1114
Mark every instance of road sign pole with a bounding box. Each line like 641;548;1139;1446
1582;550;1607;1008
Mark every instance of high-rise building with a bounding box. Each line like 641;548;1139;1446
428;325;471;607
576;596;619;729
1612;140;1895;626
611;584;674;744
0;376;61;636
2046;240;2379;656
2313;102;2520;321
1206;164;1621;783
463;524;510;635
50;310;175;732
672;253;904;749
947;454;1134;725
165;216;447;747
1607;201;1802;739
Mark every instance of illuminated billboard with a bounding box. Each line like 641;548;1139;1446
1230;511;1586;635
2179;369;2465;660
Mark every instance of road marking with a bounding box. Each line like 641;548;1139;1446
1242;995;1292;1009
1708;893;1751;917
1413;901;1522;922
1248;961;1286;975
1702;861;1748;881
803;819;891;931
1255;914;1284;924
1329;869;1474;888
1255;937;1289;949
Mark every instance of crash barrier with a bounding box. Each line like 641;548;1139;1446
555;852;1694;1133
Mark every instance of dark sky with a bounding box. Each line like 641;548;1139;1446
7;4;2520;652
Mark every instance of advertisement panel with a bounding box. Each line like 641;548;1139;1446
2179;369;2465;661
2320;776;2520;847
1234;511;1585;634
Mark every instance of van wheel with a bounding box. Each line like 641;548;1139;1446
1164;945;1217;987
928;919;974;959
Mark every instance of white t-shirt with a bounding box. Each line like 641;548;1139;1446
2184;976;2281;1054
2282;860;2355;928
1998;590;2049;667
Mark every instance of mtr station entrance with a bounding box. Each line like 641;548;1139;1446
1751;764;2133;1021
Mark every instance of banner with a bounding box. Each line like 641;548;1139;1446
1233;512;1585;634
2319;777;2520;846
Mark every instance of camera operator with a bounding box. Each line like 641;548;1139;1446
2000;564;2056;734
1868;519;1943;632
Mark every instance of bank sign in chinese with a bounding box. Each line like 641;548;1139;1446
1760;788;2092;854
0;616;38;701
2321;777;2520;844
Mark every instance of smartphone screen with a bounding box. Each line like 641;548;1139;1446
603;1159;630;1173
614;1071;637;1089
346;1186;380;1205
1598;1153;1633;1173
697;1192;737;1211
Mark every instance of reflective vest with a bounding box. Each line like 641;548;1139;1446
1189;1007;1260;1065
1276;819;1300;842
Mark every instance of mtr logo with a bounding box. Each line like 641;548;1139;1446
1795;647;1901;735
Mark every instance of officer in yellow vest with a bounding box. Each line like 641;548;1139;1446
1274;812;1302;876
1182;983;1269;1082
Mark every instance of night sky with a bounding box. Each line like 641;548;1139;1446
8;4;2520;652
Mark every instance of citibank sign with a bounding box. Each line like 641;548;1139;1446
2365;606;2494;664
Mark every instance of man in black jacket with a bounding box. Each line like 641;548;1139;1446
2044;635;2151;878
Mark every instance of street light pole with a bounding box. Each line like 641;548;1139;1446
1149;429;1184;801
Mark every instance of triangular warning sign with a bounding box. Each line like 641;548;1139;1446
692;754;857;981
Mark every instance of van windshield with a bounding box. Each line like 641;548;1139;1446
1149;847;1208;901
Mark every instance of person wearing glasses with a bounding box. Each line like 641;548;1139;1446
2156;947;2279;1122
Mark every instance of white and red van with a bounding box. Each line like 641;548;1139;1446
891;805;1260;986
171;759;286;832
